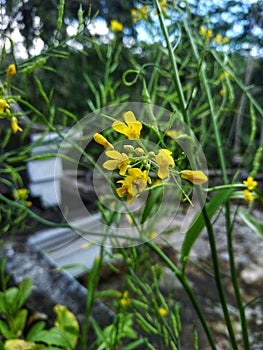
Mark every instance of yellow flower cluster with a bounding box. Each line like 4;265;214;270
119;290;131;307
94;111;208;204
243;176;258;202
13;188;32;207
0;64;23;134
131;5;150;23
199;26;229;45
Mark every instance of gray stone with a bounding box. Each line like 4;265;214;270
1;240;115;346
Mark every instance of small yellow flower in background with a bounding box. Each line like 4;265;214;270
243;176;258;191
112;111;142;139
155;149;175;179
93;133;114;149
0;99;10;114
119;290;131;307
213;33;230;45
243;189;254;202
219;89;225;96
7;64;16;79
213;33;223;44
13;188;32;206
11;116;23;134
218;70;231;82
110;20;124;32
180;170;208;185
158;307;168;317
199;26;213;44
116;168;148;203
131;5;150;23
103;150;130;175
154;0;168;15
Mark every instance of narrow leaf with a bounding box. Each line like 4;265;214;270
181;188;233;266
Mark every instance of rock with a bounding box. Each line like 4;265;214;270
1;240;115;346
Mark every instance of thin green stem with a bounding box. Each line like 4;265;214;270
154;0;190;126
184;18;250;349
146;240;217;350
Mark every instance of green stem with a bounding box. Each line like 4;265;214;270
183;18;250;349
200;202;238;350
154;0;190;126
146;240;217;350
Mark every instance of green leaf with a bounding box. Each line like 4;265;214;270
180;188;234;266
53;305;79;349
30;328;72;348
0;320;15;339
238;208;263;236
12;309;28;336
18;278;33;308
27;321;46;342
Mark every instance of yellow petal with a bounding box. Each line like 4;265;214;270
112;120;128;134
123;111;137;124
93;133;113;149
11;117;23;134
180;170;208;185
103;159;120;170
105;150;123;160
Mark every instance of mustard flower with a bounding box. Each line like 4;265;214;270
110;20;123;32
13;188;32;206
119;290;131;307
155;149;175;179
158;307;168;317
180;170;208;185
103;150;130;175
199;26;213;44
112;111;142;139
116;168;148;203
131;5;150;23
243;176;258;191
213;34;229;45
93;133;114;149
154;0;168;15
11;117;23;134
0;99;10;114
7;64;16;79
243;189;254;202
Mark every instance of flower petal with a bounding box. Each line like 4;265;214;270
180;170;208;185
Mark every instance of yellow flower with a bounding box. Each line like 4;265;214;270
116;168;148;203
13;188;32;206
199;26;213;44
0;99;10;114
180;170;208;185
158;307;168;317
103;150;130;175
243;189;254;202
155;149;175;179
119;290;131;307
131;5;150;23
110;20;124;32
222;37;230;44
93;133;114;149
112;111;142;139
11;116;23;134
7;64;16;79
243;176;258;191
154;0;167;15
